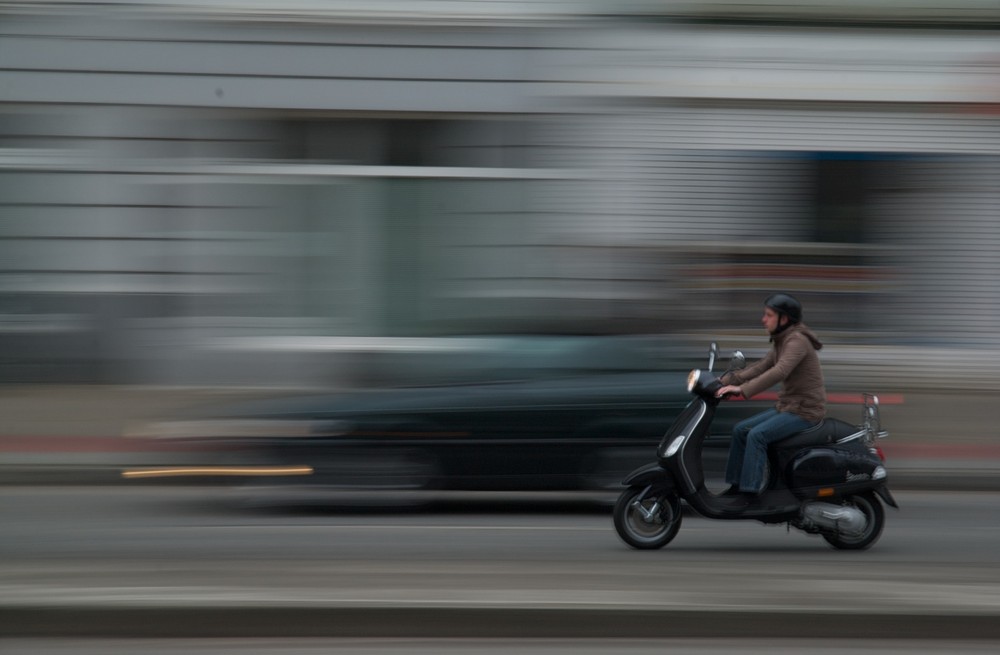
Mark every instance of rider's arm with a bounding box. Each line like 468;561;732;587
718;351;774;399
723;351;773;388
738;334;810;400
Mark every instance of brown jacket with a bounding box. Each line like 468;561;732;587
724;323;826;423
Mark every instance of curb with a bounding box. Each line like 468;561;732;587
3;606;999;640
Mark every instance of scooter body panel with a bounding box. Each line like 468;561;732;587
788;445;883;488
784;444;889;501
621;462;675;490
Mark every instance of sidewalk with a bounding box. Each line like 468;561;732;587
2;385;999;490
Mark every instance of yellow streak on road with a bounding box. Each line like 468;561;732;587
121;466;314;479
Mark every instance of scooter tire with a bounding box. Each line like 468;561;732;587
613;486;682;550
821;491;885;550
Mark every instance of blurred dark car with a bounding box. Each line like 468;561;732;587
124;337;770;499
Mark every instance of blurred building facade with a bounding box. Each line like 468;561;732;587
1;1;999;386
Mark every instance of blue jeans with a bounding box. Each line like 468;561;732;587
725;409;816;493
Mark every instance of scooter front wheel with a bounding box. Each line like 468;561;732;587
613;486;682;550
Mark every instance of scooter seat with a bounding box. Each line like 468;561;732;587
775;418;857;451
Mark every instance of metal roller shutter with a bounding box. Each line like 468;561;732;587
541;104;1000;344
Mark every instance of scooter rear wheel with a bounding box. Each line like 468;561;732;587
821;491;885;550
613;486;682;550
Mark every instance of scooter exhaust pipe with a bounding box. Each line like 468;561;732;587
801;502;867;536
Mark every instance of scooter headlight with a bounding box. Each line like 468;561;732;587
687;369;702;393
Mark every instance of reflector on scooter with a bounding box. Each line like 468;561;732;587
665;435;686;457
818;487;835;497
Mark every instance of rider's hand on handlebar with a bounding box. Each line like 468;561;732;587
715;385;742;399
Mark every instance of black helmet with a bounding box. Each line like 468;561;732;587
765;293;802;324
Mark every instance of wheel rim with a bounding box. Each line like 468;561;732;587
824;493;884;549
626;495;675;542
839;496;870;543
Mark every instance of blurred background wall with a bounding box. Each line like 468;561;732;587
1;0;999;391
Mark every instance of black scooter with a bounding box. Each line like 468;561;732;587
613;343;898;550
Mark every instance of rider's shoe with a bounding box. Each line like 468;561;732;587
718;485;742;497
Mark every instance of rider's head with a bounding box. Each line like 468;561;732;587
763;293;802;335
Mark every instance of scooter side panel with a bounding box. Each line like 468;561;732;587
788;445;883;489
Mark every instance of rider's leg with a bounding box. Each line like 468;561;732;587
725;409;777;488
739;411;815;494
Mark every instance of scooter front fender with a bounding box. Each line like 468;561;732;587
622;462;676;490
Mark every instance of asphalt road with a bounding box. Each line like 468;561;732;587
4;638;1000;655
2;487;999;641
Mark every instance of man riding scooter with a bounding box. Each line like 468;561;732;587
715;293;826;505
613;293;895;550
